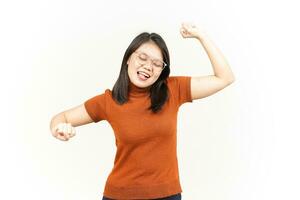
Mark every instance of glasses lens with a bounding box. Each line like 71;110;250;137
136;52;165;70
153;60;164;69
138;53;147;61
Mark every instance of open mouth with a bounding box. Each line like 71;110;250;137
137;71;150;80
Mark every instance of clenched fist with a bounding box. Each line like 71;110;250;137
180;22;208;40
51;122;76;141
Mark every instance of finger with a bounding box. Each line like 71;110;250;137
71;126;76;134
180;28;187;34
181;23;187;31
53;123;68;141
52;125;59;137
182;22;191;30
70;127;76;137
58;123;64;132
53;124;59;132
62;123;69;140
181;22;188;28
55;123;64;137
55;133;68;141
67;123;75;138
67;123;72;135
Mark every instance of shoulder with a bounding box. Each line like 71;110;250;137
87;88;112;102
166;76;177;86
104;88;112;95
166;76;191;87
166;76;193;104
102;89;113;101
167;75;191;81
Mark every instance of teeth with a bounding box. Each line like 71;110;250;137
138;71;150;78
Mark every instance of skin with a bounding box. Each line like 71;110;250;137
126;41;164;88
51;22;235;142
180;22;235;100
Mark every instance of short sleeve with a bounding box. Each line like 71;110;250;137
168;76;193;106
84;91;108;123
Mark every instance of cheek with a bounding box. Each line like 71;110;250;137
127;66;140;80
129;62;140;71
150;72;161;82
127;64;137;74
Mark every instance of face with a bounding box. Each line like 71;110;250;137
127;41;165;88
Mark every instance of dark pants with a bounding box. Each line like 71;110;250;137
102;193;181;200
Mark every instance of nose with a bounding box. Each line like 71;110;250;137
142;60;153;71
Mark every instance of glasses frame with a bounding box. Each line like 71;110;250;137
133;51;167;71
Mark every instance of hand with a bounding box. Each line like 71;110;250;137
180;22;208;40
52;122;76;141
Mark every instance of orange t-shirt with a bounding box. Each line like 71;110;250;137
84;76;193;199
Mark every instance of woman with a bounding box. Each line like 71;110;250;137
50;22;235;200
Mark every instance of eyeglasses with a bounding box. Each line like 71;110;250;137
133;51;167;71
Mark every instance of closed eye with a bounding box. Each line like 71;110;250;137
139;54;148;60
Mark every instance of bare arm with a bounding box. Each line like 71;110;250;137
180;23;235;101
50;104;94;141
189;35;235;100
63;104;94;127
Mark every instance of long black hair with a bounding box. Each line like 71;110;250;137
112;32;171;113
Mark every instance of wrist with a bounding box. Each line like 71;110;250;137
196;33;209;42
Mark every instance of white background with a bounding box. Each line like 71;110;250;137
1;0;299;199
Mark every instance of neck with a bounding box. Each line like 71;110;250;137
128;81;151;97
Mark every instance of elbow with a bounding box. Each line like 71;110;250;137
226;77;235;85
217;73;235;85
228;74;236;83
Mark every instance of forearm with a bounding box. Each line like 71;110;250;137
196;35;235;82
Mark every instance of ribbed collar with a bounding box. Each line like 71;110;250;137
128;81;151;98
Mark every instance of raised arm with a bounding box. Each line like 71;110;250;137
180;22;235;100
